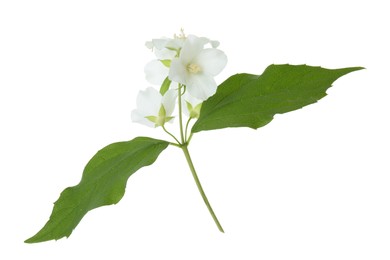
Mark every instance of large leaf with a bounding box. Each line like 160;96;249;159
192;64;363;132
25;137;169;243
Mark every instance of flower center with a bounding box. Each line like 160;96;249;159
187;63;202;74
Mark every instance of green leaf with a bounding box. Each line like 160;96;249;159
192;64;363;133
25;137;169;243
160;76;171;95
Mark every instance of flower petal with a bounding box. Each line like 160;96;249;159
136;87;161;115
169;58;188;85
198;37;213;46
152;38;169;49
195;48;227;76
131;110;155;128
144;60;169;85
186;74;217;100
180;35;205;64
162;89;177;116
145;41;154;49
166;38;185;50
154;48;177;60
210;40;220;48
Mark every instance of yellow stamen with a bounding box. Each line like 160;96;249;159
187;63;201;74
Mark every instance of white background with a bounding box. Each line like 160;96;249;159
1;0;389;259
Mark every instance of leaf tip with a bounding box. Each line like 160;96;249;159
24;237;34;244
354;66;365;71
24;233;48;244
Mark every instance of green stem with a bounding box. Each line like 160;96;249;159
181;145;224;233
178;84;185;144
176;84;223;232
162;125;181;145
187;132;194;144
169;142;181;148
184;118;192;142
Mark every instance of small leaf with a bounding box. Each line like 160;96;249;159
25;137;169;243
192;64;363;132
160;76;171;95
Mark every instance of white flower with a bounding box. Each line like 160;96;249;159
168;35;227;100
144;33;222;89
146;36;219;59
144;38;179;87
131;87;177;128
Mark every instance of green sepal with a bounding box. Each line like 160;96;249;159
146;116;158;124
160;59;171;68
192;103;202;119
157;105;167;126
186;101;193;114
166;47;177;52
186;101;202;119
145;105;173;127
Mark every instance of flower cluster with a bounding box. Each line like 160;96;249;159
131;31;227;128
